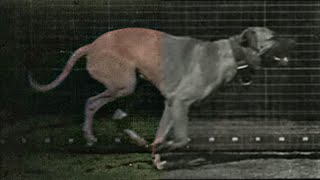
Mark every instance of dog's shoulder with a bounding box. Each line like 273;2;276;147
163;34;205;59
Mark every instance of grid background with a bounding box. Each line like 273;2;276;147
1;0;320;122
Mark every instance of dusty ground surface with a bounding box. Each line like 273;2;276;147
2;115;320;179
162;158;320;179
2;151;320;179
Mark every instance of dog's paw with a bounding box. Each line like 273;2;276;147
153;154;167;170
156;160;167;170
84;134;98;146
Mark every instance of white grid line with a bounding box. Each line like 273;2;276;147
159;11;319;14
29;3;320;7
30;4;320;8
82;19;320;22
154;26;320;29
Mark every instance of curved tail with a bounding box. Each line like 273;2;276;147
28;44;91;92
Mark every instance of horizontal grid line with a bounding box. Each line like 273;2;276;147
290;51;320;53
160;3;319;7
251;75;320;77
29;4;320;8
211;99;320;102
23;67;320;71
193;110;320;113
35;19;320;22
14;88;320;95
237;84;320;86
16;34;320;42
194;34;320;37
16;49;320;56
262;67;320;70
224;84;320;86
159;11;320;13
191;113;320;115
160;8;320;11
156;26;320;29
218;93;320;96
50;10;320;14
14;89;320;95
18;41;320;48
16;33;318;38
35;10;320;14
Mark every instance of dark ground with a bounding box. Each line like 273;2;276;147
1;115;320;179
2;151;320;179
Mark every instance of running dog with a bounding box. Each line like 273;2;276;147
29;27;295;169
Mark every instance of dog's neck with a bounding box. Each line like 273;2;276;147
229;36;253;86
228;36;249;70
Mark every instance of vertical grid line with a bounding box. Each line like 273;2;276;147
29;0;33;53
263;0;266;27
184;0;188;35
72;2;76;41
264;69;268;121
263;0;268;123
107;0;110;31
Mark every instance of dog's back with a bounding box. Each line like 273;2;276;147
86;28;166;92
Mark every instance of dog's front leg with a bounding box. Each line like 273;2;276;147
152;99;192;170
151;101;173;153
150;100;174;170
151;99;191;169
161;98;192;151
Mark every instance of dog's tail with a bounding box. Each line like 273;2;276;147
28;44;91;92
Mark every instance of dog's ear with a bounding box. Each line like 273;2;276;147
240;28;258;51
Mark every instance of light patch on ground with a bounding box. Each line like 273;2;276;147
163;158;320;179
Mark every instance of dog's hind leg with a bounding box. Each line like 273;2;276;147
83;69;137;145
83;89;116;145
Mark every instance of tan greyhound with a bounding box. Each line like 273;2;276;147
29;27;295;169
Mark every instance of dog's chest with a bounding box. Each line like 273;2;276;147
199;40;237;82
163;38;237;101
162;35;203;94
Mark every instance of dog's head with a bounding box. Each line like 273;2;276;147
236;27;296;69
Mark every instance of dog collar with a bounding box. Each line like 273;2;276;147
229;37;253;86
229;37;249;70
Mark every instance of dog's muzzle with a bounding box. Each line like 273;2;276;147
273;56;289;66
259;37;295;68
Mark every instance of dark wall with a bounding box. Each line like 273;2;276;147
1;0;319;120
